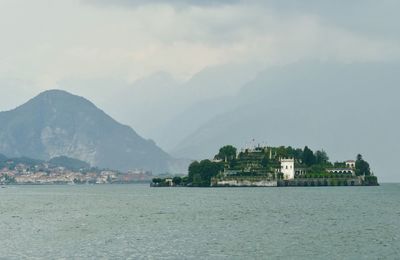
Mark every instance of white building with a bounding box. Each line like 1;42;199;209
346;160;356;169
280;158;295;180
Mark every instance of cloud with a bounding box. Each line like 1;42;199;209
85;0;400;41
84;0;239;8
0;0;399;91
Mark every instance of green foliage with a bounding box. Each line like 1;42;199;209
193;174;202;186
355;154;371;176
49;156;90;171
185;144;377;187
188;160;223;187
302;146;316;166
275;146;289;158
215;145;237;162
229;158;238;168
172;176;182;186
364;176;378;185
315;150;329;165
334;162;346;168
188;161;200;183
308;164;326;174
261;156;269;168
152;178;163;184
152;177;183;187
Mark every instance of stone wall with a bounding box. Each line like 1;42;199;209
277;177;364;187
212;179;277;187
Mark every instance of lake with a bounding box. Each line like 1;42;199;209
0;184;399;259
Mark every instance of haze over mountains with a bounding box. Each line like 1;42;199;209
0;61;398;181
58;62;260;141
171;61;400;161
169;61;400;181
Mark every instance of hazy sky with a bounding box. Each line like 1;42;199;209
0;0;399;110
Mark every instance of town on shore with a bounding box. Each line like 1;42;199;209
151;144;379;187
0;155;153;185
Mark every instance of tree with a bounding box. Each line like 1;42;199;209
293;148;304;160
152;178;163;184
198;160;223;186
302;146;316;166
172;176;182;186
188;160;223;187
276;146;289;158
188;161;200;183
215;145;237;162
355;154;371;176
192;174;202;186
315;150;329;165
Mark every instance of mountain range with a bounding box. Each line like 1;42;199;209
0;61;398;181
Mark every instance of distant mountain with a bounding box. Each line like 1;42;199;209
154;96;237;151
0;153;7;162
0;90;172;173
48;156;90;171
57;63;261;143
0;153;92;171
170;62;400;181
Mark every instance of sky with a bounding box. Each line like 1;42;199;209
0;0;399;181
0;0;399;103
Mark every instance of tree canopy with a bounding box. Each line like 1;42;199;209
214;145;237;162
315;150;329;165
188;160;223;187
355;154;371;176
302;146;316;166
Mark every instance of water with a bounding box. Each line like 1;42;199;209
0;184;399;259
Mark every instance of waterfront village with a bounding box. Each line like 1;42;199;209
0;156;153;185
152;144;379;187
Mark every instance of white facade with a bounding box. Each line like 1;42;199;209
346;160;356;169
280;158;295;180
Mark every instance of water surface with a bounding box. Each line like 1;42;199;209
0;184;399;259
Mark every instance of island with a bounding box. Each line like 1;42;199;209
151;145;379;187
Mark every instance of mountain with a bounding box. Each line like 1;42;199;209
57;63;261;144
0;90;172;173
147;63;261;149
0;153;8;162
170;62;400;182
48;156;91;171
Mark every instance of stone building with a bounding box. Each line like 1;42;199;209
280;158;295;180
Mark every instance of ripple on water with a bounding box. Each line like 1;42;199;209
0;184;399;259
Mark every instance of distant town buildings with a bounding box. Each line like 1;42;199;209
0;160;153;185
